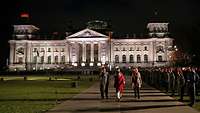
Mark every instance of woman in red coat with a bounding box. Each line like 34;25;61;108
116;68;125;101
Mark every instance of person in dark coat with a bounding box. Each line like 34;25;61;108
99;67;109;99
176;67;185;101
186;67;199;106
169;68;176;96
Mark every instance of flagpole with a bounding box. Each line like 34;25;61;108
109;32;112;71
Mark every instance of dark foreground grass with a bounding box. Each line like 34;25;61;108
0;101;54;113
0;75;97;113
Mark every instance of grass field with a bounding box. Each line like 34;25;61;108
0;75;97;113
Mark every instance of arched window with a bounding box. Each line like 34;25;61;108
47;56;51;64
137;54;141;63
129;55;134;63
48;48;51;52
144;54;148;63
122;55;126;63
144;46;148;51
61;56;65;64
55;56;58;64
18;57;23;64
158;55;163;62
115;55;119;63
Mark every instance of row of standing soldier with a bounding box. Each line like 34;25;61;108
142;66;200;106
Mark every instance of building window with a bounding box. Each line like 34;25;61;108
122;47;126;51
137;54;141;63
47;56;51;64
41;56;44;63
156;46;164;53
129;47;133;51
129;55;134;63
115;47;119;51
33;48;37;52
54;48;58;52
33;56;37;63
136;47;140;51
18;57;23;64
48;48;51;52
158;55;163;62
122;55;126;63
115;55;119;63
61;48;65;52
144;54;148;63
55;56;58;64
61;56;65;64
144;46;148;51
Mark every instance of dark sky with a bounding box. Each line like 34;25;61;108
0;0;200;69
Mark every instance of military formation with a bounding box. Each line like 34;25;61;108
142;66;200;106
99;65;200;106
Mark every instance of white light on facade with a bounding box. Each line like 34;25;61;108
89;63;93;66
81;63;85;66
102;56;106;64
174;45;177;48
72;56;76;63
74;63;77;67
97;63;101;66
72;63;77;67
33;67;36;70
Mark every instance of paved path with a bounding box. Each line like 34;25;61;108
46;77;199;113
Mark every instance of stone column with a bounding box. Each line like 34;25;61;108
65;42;69;63
26;42;31;63
26;42;31;70
82;43;86;62
98;43;101;62
9;42;14;64
44;46;47;64
91;43;94;62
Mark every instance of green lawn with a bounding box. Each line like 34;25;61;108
0;75;97;113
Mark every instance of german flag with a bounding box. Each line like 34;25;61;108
108;32;113;42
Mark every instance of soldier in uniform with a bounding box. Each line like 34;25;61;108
176;67;185;101
99;67;109;99
186;67;199;106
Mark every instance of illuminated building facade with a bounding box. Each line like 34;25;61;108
8;22;174;71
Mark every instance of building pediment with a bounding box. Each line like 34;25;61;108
67;28;108;38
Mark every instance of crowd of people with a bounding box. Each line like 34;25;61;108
99;65;200;106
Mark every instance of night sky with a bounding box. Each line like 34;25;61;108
0;0;200;69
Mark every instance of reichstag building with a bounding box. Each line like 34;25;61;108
8;20;174;71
